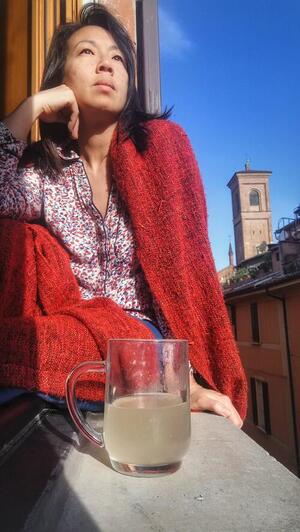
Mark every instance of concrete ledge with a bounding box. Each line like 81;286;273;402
22;412;300;532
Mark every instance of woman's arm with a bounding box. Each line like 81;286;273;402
3;97;42;142
0;85;79;220
0;122;43;220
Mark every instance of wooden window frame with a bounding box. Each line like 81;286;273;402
250;377;271;434
31;0;67;140
136;0;161;113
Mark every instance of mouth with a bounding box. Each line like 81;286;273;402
93;81;115;90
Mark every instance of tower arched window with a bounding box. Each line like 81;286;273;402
249;190;260;207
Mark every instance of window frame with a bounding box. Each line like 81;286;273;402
250;302;260;344
228;304;237;340
249;189;260;208
250;377;271;434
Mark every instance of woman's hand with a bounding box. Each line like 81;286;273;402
189;376;243;428
3;85;80;142
34;84;80;139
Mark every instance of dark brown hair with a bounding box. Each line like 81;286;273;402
29;2;171;176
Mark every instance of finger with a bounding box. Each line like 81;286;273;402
189;386;243;428
192;392;243;428
68;116;78;138
223;401;243;428
214;401;243;428
68;106;78;128
68;109;79;137
71;117;79;139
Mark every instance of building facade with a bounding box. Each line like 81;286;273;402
224;208;300;477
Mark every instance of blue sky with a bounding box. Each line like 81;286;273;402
158;0;300;271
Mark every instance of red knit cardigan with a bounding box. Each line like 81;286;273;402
0;120;247;418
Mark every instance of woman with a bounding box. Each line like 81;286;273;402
0;3;247;426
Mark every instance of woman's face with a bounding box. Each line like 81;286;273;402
63;25;129;118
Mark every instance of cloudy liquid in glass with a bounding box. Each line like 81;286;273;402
104;393;191;466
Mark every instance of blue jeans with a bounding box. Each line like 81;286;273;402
0;319;163;410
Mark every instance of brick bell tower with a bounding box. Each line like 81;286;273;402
227;161;273;266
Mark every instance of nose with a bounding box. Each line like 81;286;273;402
96;58;113;74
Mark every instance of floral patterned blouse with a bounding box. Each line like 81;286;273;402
0;122;170;334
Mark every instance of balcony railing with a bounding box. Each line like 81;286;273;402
275;217;300;242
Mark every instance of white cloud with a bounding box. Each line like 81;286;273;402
158;6;193;58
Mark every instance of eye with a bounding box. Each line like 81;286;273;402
79;48;94;55
112;54;124;63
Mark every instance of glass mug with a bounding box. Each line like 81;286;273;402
66;339;191;477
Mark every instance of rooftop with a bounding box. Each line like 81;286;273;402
224;269;300;298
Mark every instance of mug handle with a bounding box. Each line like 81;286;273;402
65;361;105;447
